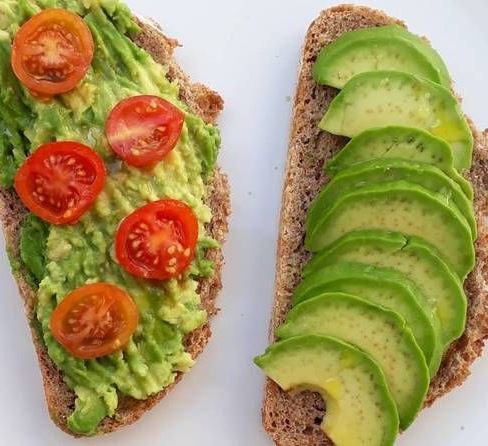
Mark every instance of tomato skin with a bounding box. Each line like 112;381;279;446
11;9;94;96
106;95;185;168
50;283;139;360
14;141;106;225
116;199;198;280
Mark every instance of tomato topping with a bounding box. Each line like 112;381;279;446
11;9;94;96
14;141;106;225
116;199;198;280
106;95;185;168
50;283;139;359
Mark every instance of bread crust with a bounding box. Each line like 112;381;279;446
262;5;488;445
0;18;229;436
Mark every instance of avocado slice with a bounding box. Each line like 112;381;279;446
313;25;450;88
320;71;473;171
255;335;399;446
306;159;476;238
305;230;467;348
305;180;475;279
278;293;429;428
293;262;441;374
325;126;472;199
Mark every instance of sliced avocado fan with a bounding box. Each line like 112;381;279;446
306;158;476;238
257;22;475;445
325;126;472;199
293;262;442;375
305;181;475;280
255;335;399;446
320;72;473;171
305;230;467;349
313;25;450;88
277;293;429;429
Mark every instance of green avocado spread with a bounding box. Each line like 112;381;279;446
0;0;221;435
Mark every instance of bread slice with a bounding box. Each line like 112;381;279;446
262;5;488;445
0;17;230;436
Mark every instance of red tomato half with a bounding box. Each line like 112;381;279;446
116;199;198;280
50;283;139;359
15;141;106;225
11;9;94;96
106;95;185;168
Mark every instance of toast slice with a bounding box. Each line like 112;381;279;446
0;17;230;436
262;5;488;445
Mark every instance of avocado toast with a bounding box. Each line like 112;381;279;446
0;0;229;437
256;5;488;445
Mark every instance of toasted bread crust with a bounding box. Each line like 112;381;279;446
0;18;229;436
262;5;488;445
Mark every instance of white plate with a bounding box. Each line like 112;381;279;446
1;0;487;444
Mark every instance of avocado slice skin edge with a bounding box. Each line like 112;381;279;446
305;181;475;280
306;158;476;239
325;126;473;200
320;71;473;171
293;261;443;375
255;335;400;446
304;230;468;349
313;25;451;88
277;292;430;429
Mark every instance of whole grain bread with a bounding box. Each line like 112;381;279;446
262;5;488;445
0;17;230;436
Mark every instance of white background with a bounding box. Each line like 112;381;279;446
1;0;488;444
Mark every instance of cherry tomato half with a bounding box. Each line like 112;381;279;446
15;141;106;225
11;9;94;96
105;95;185;168
116;199;198;280
50;283;139;359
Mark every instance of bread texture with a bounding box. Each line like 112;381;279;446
0;17;229;436
262;5;488;445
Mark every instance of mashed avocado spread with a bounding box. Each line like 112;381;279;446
0;0;220;434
